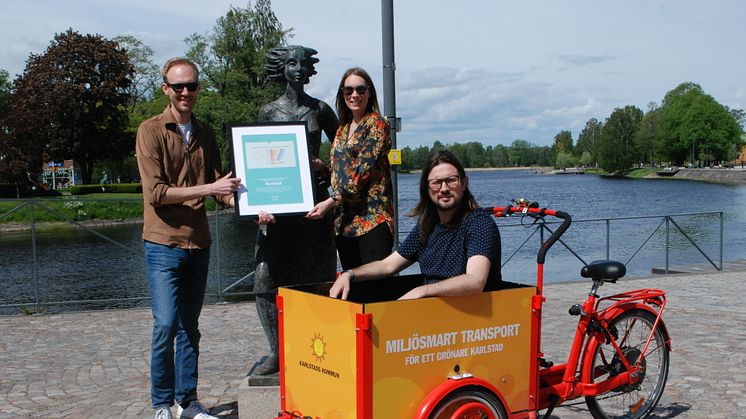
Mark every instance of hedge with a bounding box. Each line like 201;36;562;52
70;183;142;195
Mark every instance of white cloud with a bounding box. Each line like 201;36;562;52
1;0;744;147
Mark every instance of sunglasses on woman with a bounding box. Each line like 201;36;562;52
341;85;368;96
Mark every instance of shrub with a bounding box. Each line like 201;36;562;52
0;183;62;198
70;183;142;195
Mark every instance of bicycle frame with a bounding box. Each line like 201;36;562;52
490;204;671;415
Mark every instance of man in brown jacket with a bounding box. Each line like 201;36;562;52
136;57;240;419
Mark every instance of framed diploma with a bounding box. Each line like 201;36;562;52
229;122;316;219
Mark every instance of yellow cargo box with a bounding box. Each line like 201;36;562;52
277;275;536;418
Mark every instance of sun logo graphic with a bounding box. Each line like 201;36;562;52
310;333;327;362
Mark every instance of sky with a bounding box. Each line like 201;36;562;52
1;0;744;148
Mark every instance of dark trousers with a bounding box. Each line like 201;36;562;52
335;222;393;270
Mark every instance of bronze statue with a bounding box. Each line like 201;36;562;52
252;45;338;377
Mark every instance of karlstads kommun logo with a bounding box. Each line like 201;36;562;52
310;333;327;362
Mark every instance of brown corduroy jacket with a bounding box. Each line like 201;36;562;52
136;106;231;249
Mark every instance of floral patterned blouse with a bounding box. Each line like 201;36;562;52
330;112;394;237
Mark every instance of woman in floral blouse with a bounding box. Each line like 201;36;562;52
306;67;394;270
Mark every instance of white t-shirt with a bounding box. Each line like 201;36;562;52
178;121;193;148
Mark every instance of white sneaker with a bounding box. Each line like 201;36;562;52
155;407;173;419
177;401;218;419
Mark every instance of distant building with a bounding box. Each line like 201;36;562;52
41;160;78;189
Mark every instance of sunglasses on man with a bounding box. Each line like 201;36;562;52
166;81;199;92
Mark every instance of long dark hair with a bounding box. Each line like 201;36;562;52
335;67;381;124
408;150;479;243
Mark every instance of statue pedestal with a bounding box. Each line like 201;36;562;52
247;356;280;386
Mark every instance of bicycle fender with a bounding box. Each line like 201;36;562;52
600;303;671;350
580;304;671;383
414;376;508;419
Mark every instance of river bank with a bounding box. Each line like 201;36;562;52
663;167;746;184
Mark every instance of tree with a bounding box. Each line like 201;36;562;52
5;29;133;184
634;102;664;165
185;0;288;164
576;118;602;165
659;82;743;166
113;35;160;109
490;144;509;167
553;130;573;154
0;69;10;118
553;130;574;168
0;69;26;185
597;105;643;174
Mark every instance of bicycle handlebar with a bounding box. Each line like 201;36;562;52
486;204;572;264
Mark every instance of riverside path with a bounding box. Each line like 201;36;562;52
1;270;744;418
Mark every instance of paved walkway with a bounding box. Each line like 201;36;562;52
2;270;745;418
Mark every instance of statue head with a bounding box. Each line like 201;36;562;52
265;45;319;85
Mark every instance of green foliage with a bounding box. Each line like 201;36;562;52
576;118;602;165
0;69;10;118
635;103;664;165
555;151;576;170
2;29;134;185
185;0;289;167
553;130;574;154
0;196;143;224
397;140;554;171
70;183;142;195
0;183;62;198
658;82;743;166
597;105;643;174
113;35;160;107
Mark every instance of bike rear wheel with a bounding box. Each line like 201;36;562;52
585;309;669;419
429;387;507;419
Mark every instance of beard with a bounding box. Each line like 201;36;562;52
433;193;460;211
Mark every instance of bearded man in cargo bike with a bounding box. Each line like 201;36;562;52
329;150;502;300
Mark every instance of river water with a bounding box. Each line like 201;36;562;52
3;170;746;313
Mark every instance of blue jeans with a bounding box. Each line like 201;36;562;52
144;241;210;409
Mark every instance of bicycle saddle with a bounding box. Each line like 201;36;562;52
580;260;626;282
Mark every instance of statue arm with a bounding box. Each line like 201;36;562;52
318;101;339;142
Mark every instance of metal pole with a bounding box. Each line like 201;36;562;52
605;219;610;260
665;217;670;274
720;211;723;272
31;201;40;311
381;0;399;248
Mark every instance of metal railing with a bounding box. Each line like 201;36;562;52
0;198;726;313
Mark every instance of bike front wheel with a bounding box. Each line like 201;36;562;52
585;309;669;419
429;387;507;419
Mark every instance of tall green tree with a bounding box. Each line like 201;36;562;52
635;102;664;165
553;130;573;154
185;0;288;164
597;105;643;174
659;82;742;165
113;35;160;109
490;144;509;167
3;29;133;184
576;118;603;165
553;130;574;168
0;69;10;118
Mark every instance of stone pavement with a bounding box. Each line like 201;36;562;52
2;270;745;418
